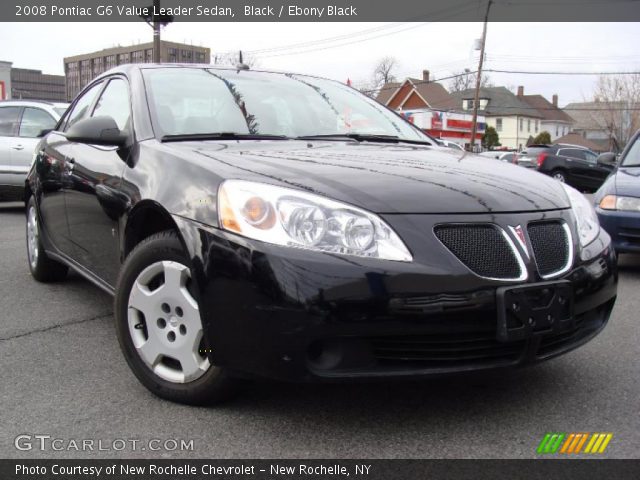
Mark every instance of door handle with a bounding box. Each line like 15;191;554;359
11;145;24;151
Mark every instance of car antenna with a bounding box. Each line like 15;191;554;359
236;50;250;71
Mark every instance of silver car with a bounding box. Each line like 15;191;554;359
0;100;68;200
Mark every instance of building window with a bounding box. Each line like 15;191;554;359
146;49;153;63
132;50;144;63
527;119;531;132
118;53;130;65
519;118;523;131
465;99;474;110
556;126;559;137
105;55;117;69
496;118;503;132
535;119;539;133
195;52;206;63
167;48;177;63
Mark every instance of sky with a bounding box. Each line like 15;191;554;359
0;22;638;106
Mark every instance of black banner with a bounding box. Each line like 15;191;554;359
2;460;640;480
3;0;640;22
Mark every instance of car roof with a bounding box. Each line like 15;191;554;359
0;99;69;109
92;63;340;85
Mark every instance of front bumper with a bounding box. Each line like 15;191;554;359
174;212;618;382
597;207;640;253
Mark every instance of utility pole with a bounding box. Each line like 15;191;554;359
140;1;173;63
153;0;161;63
469;0;492;152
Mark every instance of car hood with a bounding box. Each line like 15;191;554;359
613;167;640;197
167;140;570;214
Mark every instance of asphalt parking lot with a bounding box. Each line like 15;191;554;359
0;200;638;459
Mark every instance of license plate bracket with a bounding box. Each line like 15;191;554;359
496;280;574;342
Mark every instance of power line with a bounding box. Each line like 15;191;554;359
252;0;481;59
245;23;409;55
485;69;640;75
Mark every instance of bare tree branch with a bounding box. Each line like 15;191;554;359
448;70;492;92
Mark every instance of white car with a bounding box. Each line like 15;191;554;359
478;150;519;163
0;100;68;201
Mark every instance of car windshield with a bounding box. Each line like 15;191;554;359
142;67;432;142
53;107;68;117
621;137;640;167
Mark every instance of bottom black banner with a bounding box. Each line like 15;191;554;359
1;459;639;480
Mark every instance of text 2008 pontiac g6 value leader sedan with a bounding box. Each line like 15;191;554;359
25;65;617;404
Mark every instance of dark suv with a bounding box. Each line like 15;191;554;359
522;144;614;191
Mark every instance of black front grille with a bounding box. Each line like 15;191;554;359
370;332;524;368
434;224;521;279
528;221;570;276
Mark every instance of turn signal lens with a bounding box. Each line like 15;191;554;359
599;195;617;210
241;196;275;229
218;186;242;233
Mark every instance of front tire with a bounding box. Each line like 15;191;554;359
114;231;237;405
26;196;68;282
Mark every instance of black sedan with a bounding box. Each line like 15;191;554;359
25;65;617;405
594;130;640;253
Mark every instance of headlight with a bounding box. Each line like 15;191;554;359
218;180;412;262
561;183;599;247
599;194;640;212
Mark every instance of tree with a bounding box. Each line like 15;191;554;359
589;73;640;148
373;56;398;89
359;56;400;98
449;70;492;93
482;126;499;149
532;131;552;145
213;51;260;68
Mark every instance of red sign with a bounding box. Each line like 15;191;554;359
447;119;473;130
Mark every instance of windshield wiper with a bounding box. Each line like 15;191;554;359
296;133;432;146
161;132;290;143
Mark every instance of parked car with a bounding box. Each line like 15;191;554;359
594;130;640;253
0;100;68;200
25;65;617;405
521;144;614;191
436;139;464;151
478;150;519;163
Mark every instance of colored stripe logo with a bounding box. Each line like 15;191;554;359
537;433;613;454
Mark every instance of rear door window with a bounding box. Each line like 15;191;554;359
561;149;586;160
0;106;21;136
19;108;57;138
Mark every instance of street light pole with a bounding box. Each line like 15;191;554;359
153;0;161;63
469;0;492;152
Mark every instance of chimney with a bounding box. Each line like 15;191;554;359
423;70;430;82
517;86;524;97
552;94;558;107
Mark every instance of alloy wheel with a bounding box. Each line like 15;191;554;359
127;260;210;383
27;206;39;269
553;172;566;183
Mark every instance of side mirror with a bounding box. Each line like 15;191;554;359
597;152;617;167
66;116;128;147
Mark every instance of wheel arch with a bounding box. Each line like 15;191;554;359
122;201;185;260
